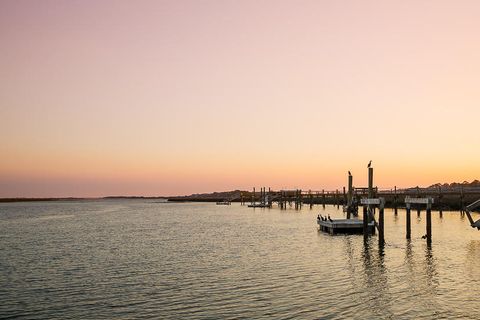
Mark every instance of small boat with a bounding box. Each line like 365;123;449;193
216;201;231;205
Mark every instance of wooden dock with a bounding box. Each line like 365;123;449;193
317;219;375;235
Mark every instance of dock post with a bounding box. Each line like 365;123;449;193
309;190;313;209
295;189;299;210
252;187;255;205
299;189;303;209
406;203;411;239
416;187;421;217
461;186;465;213
426;198;432;244
268;187;272;207
363;206;368;240
438;186;443;218
347;174;353;219
379;198;385;246
368;167;373;198
322;189;325;209
368;167;374;221
263;187;266;206
394;186;398;215
336;189;339;209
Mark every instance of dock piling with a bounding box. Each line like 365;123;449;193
426;199;432;243
379;198;385;246
363;206;368;240
406;203;411;239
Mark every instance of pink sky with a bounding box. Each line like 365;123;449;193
1;0;480;197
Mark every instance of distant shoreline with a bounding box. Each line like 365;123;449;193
0;196;167;203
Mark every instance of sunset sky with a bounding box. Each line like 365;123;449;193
1;0;480;197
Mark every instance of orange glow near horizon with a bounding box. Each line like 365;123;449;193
1;0;480;197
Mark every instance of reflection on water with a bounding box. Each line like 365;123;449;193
1;201;480;319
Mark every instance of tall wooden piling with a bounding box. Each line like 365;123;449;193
322;189;325;208
461;186;465;213
379;199;385;246
368;168;373;198
406;203;411;239
394;186;398;215
363;206;368;240
347;174;353;219
426;199;432;244
438;186;443;217
336;189;339;209
368;167;374;221
299;189;303;208
309;190;313;209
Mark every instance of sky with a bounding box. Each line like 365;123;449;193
1;0;480;197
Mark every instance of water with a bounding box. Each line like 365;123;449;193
1;200;480;319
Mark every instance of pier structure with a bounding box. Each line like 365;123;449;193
358;165;386;243
248;187;271;208
240;186;479;211
405;197;434;243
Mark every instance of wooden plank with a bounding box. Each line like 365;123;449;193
405;197;434;204
361;198;381;205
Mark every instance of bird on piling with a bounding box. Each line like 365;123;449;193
348;170;352;176
328;215;333;222
367;160;372;168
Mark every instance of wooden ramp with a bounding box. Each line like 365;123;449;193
317;219;375;235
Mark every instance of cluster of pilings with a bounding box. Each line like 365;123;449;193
355;166;435;245
240;166;478;245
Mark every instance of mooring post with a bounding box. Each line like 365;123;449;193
343;187;346;206
379;198;385;246
438;186;442;217
368;167;373;198
363;205;368;240
416;186;421;217
336;189;339;209
322;189;325;208
347;174;353;219
294;190;297;210
368;167;374;222
252;187;255;205
299;189;303;208
426;198;432;244
394;186;398;215
309;190;313;209
406;203;411;239
264;187;267;205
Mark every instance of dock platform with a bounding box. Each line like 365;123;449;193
318;219;375;235
247;203;270;208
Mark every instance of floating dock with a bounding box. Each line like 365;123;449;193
247;203;270;208
317;219;375;235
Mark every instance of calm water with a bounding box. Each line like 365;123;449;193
1;200;480;319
